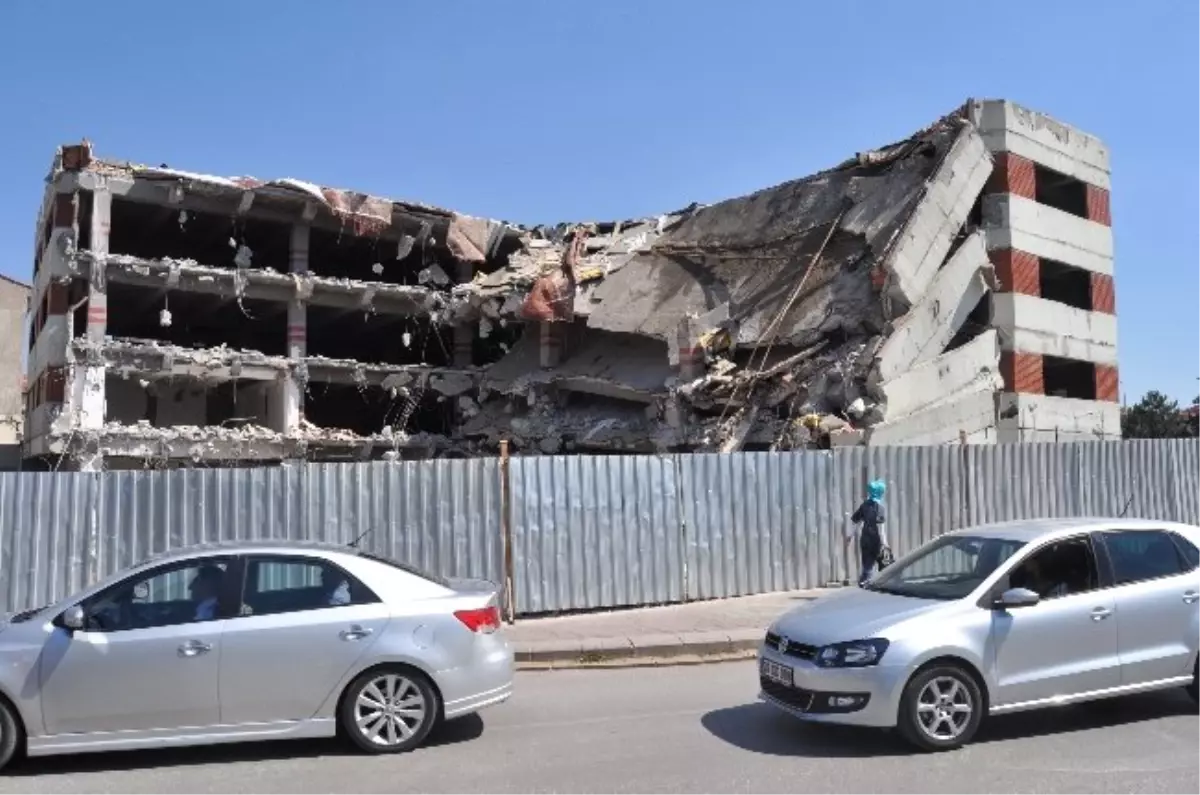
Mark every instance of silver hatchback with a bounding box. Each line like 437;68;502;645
759;518;1200;751
0;541;513;770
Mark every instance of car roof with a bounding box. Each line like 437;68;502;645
140;539;364;566
947;517;1199;544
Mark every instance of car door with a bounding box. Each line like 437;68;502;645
217;554;391;726
1094;528;1200;686
987;534;1121;707
39;555;236;735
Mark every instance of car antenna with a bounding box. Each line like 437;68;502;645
348;529;373;548
1118;494;1135;518
1117;477;1138;518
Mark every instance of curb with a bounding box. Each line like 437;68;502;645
513;629;763;670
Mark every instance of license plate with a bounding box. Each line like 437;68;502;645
760;659;794;687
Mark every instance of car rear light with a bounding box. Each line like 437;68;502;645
454;606;501;634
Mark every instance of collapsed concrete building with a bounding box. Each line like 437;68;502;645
22;98;1120;469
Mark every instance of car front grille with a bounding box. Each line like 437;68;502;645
764;631;818;661
760;678;815;710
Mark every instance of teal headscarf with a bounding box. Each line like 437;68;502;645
867;480;886;502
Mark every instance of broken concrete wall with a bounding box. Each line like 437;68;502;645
881;126;992;309
876;330;1002;422
0;277;30;444
872;232;995;385
866;388;998;446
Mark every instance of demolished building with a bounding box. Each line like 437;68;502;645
22;98;1120;470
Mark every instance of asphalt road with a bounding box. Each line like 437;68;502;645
4;661;1197;794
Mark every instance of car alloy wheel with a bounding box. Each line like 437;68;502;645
915;676;974;742
897;664;984;752
341;668;437;754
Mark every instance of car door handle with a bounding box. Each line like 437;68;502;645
340;625;373;642
178;640;213;657
1183;591;1199;604
1090;607;1113;621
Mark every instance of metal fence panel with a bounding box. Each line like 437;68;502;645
1171;439;1200;525
866;444;969;556
0;460;502;615
510;454;682;614
1;441;1198;618
0;472;98;613
829;447;867;586
965;442;1080;524
679;450;859;598
1075;441;1172;520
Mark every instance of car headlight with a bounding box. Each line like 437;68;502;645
815;639;890;668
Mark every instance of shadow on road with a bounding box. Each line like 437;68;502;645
8;713;486;776
702;690;1197;758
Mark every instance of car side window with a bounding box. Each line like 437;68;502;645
1099;530;1188;586
1169;533;1200;572
1005;536;1099;601
79;558;235;632
238;556;379;618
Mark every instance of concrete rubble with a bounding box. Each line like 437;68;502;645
30;102;1015;468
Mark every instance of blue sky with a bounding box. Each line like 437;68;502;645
1;1;1196;403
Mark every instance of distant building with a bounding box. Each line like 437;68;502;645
0;275;30;468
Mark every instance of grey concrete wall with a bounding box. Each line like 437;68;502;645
0;278;30;439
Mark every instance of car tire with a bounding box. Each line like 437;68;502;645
340;667;439;755
897;664;984;752
0;699;21;772
1187;660;1198;706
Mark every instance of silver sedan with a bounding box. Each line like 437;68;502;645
0;541;513;770
759;517;1200;751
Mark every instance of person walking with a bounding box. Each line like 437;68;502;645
849;479;890;586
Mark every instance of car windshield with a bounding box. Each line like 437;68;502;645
866;534;1027;601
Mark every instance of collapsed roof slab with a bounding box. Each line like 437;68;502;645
585;113;988;349
875;330;1002;422
69;156;517;254
871;232;995;385
75;252;450;318
881;125;992;309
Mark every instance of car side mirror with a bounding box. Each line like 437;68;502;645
60;605;85;631
994;587;1040;610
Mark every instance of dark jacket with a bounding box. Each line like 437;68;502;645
851;499;887;554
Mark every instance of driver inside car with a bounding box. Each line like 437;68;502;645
188;565;225;621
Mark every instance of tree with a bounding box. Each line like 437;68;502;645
1121;391;1195;439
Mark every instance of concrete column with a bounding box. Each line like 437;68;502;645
538;322;562;369
86;189;111;343
453;260;474;366
76;188;111;471
282;223;309;433
676;314;705;382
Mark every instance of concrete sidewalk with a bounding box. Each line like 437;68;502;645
505;588;827;669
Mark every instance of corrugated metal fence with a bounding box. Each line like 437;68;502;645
0;440;1196;616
